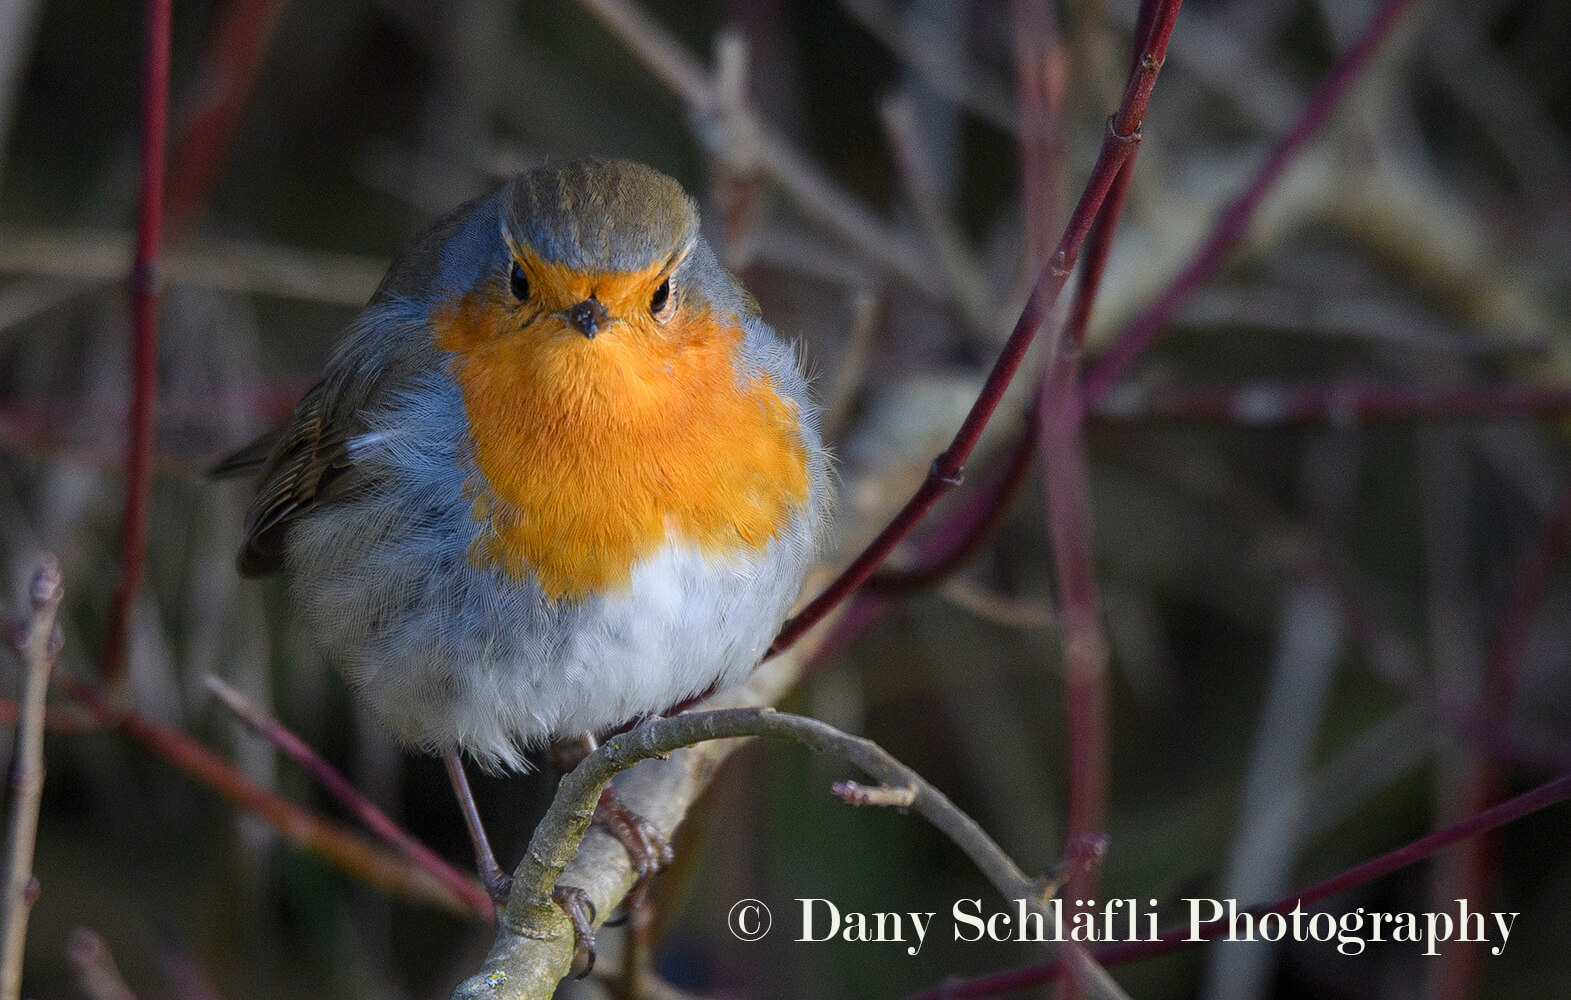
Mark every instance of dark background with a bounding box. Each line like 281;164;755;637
2;0;1570;997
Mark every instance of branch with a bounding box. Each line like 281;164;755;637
1033;153;1138;914
879;93;993;329
863;424;1034;594
101;0;171;683
1433;477;1571;998
163;0;290;237
0;698;99;733
851;0;1423;602
456;708;1041;999
1079;0;1423;408
573;0;934;289
203;676;493;918
0;225;386;306
769;0;1184;656
1;557;64;1000
56;675;483;918
66;929;140;1000
839;0;1018;134
905;766;1571;998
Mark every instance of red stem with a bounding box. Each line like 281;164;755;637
1432;479;1571;999
206;678;493;916
165;0;292;237
57;675;490;918
102;0;172;682
768;0;1183;657
1014;0;1064;270
1035;152;1138;927
903;767;1571;999
842;0;1423;603
1080;0;1422;408
864;428;1035;594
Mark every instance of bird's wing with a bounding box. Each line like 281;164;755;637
212;370;368;577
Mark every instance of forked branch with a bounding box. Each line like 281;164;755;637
456;708;1051;999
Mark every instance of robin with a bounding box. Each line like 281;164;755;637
214;157;831;967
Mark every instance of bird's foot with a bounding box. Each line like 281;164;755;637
595;784;673;914
444;753;512;903
480;865;514;903
552;884;597;979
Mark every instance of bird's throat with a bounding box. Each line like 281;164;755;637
431;293;810;602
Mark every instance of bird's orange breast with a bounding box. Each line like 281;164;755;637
431;287;810;603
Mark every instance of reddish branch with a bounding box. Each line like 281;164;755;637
768;0;1184;656
1014;0;1065;269
1035;152;1139;922
1433;480;1571;1000
102;0;173;682
864;430;1035;594
204;677;492;916
164;0;292;237
903;767;1571;999
57;675;489;919
1080;0;1423;408
849;0;1423;602
869;374;1571;599
0;699;101;733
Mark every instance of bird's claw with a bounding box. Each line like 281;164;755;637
595;786;673;912
552;884;597;979
481;867;513;903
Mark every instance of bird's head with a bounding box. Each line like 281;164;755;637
420;159;750;417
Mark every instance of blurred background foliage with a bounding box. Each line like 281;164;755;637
2;0;1571;998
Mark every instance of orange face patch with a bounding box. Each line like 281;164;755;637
431;256;810;602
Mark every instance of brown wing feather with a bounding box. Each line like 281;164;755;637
213;194;487;577
207;430;282;479
218;377;362;577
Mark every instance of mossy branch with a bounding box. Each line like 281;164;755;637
454;705;1044;999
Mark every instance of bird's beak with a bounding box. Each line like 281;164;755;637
561;298;609;339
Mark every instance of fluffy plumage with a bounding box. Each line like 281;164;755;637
220;158;831;770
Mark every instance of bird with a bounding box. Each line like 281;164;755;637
213;157;831;968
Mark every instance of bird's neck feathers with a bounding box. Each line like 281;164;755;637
429;276;809;602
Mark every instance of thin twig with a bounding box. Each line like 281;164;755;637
456;708;1039;999
1079;0;1423;408
164;0;291;236
864;415;1035;595
839;0;1018;134
879;93;993;330
101;0;172;683
820;288;881;439
832;780;917;807
1433;479;1571;999
203;675;493;917
854;0;1422;601
1;557;64;1000
0;698;100;733
1014;0;1065;272
67;929;140;1000
936;577;1055;631
768;0;1184;656
574;0;934;288
56;674;482;918
0;226;386;306
66;929;139;998
903;767;1571;999
1033;153;1136;918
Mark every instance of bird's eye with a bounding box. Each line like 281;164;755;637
650;278;673;322
509;261;529;301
